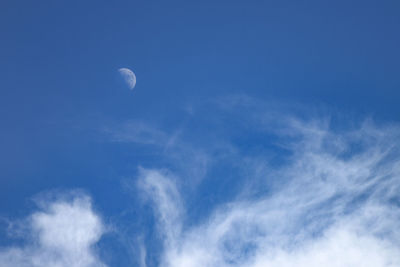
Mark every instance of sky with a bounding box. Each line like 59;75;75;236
1;0;400;266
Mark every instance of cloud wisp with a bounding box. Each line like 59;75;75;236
0;193;107;267
107;120;211;186
138;118;400;267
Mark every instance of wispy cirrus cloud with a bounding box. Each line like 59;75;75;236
0;193;107;267
106;120;211;185
2;96;399;266
138;114;400;267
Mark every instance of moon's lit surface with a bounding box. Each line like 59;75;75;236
118;68;136;89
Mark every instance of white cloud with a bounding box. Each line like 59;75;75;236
138;168;183;248
138;117;400;267
0;193;107;267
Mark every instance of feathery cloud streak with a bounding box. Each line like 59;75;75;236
139;117;400;267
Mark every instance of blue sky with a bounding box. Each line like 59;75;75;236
1;0;400;266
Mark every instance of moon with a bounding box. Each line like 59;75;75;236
118;68;136;90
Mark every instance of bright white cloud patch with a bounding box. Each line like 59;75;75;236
139;118;400;267
0;194;107;267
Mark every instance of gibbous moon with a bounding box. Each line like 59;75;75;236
118;68;136;90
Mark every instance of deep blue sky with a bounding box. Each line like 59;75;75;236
1;0;400;266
